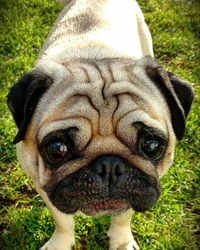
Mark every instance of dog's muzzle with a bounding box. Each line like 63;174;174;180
48;155;161;215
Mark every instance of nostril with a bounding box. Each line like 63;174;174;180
104;163;111;174
98;164;109;179
91;155;128;183
95;164;103;175
115;163;126;176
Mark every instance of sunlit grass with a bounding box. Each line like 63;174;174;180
0;0;199;249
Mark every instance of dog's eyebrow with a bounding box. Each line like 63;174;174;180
133;122;168;140
38;127;77;144
48;127;78;138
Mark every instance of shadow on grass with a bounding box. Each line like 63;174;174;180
0;203;110;250
0;204;54;250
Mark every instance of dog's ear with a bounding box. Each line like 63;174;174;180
7;71;52;144
144;57;194;140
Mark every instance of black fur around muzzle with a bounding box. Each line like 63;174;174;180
47;155;161;214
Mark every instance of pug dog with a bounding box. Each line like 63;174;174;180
7;0;194;249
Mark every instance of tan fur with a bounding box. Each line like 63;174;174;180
17;58;176;250
39;0;153;62
21;58;175;185
15;1;177;250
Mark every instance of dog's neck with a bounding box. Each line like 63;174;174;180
38;0;153;63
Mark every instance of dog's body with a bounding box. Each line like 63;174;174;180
39;0;153;62
7;1;194;250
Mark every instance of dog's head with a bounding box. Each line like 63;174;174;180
7;57;194;215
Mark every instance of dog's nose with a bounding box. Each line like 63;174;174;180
91;155;127;184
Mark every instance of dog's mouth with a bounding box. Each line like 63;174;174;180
87;199;126;210
49;185;131;215
83;199;129;215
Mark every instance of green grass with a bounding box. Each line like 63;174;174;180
0;0;199;249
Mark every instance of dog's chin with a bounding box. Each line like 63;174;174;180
59;199;130;216
84;199;130;215
50;191;159;215
50;193;158;216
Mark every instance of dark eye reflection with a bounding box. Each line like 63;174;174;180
143;138;159;151
46;141;69;163
134;122;167;163
138;133;166;162
40;127;79;167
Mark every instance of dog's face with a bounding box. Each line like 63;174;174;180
7;57;194;215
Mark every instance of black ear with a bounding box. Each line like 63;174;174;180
7;71;52;144
166;71;194;118
144;57;194;140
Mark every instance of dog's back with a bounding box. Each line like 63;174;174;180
39;0;153;62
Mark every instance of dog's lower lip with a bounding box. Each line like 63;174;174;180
87;199;127;212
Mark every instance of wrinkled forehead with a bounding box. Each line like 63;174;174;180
34;58;169;138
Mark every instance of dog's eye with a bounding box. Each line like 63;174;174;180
46;141;69;163
139;135;165;161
